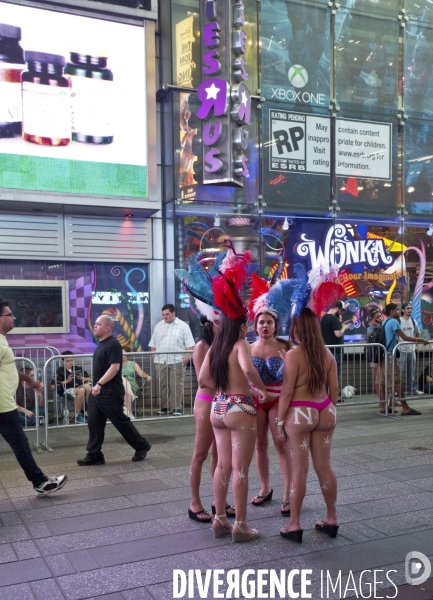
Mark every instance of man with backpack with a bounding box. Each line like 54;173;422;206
398;303;420;394
377;303;429;416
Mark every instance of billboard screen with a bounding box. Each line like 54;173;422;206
0;2;147;198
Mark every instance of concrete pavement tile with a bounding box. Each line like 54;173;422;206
30;578;65;600
38;521;167;555
67;549;100;572
44;553;77;576
90;594;124;600
366;509;433;536
280;533;433;575
46;504;170;535
0;499;15;514
354;491;433;517
383;465;433;482
20;497;136;523
0;583;35;599
13;540;40;559
88;527;228;568
121;587;154;600
0;544;17;564
335;481;415;505
0;511;22;526
52;479;171;503
26;522;51;538
0;557;51;586
0;524;30;543
57;554;208;599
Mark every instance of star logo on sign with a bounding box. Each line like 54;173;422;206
205;83;220;100
241;91;248;106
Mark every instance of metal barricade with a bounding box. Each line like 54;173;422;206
11;346;59;382
390;340;433;412
42;350;197;450
325;343;388;414
13;356;42;449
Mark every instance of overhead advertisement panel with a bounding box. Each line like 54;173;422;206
0;2;147;198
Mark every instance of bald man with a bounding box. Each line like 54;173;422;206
77;315;151;465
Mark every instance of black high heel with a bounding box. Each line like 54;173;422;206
251;489;273;506
315;522;339;538
211;504;236;518
280;528;303;543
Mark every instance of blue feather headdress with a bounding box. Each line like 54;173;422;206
251;263;311;333
174;250;225;324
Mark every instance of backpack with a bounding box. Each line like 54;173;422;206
366;325;386;363
366;318;400;363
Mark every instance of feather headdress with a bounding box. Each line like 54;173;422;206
174;251;224;324
306;263;345;315
249;263;311;333
212;239;252;320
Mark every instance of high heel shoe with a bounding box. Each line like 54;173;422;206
231;520;259;543
213;515;232;538
315;522;339;538
251;489;273;506
280;527;303;543
211;504;236;518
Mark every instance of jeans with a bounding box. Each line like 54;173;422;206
0;409;46;487
86;391;149;458
398;351;416;393
18;406;46;428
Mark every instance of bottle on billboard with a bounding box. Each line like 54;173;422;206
65;49;114;145
0;23;25;139
21;51;71;146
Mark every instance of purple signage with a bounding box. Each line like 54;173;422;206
198;0;251;186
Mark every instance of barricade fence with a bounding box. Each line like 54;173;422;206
12;341;432;453
13;356;42;449
326;343;389;413
390;340;433;412
41;351;197;449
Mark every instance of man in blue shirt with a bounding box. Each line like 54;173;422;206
377;303;428;415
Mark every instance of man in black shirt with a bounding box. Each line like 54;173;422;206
77;315;151;466
320;300;351;380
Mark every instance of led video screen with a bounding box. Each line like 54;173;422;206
0;2;147;198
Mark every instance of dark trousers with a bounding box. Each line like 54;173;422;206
86;392;148;457
0;409;45;487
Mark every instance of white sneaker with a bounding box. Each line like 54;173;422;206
34;475;68;497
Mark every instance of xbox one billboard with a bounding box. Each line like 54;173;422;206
260;0;330;108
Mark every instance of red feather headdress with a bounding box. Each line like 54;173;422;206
212;240;252;320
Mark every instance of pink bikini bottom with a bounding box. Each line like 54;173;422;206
195;393;213;402
290;397;332;413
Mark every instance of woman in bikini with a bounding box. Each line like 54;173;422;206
250;311;291;516
188;317;235;523
275;307;339;543
199;314;268;542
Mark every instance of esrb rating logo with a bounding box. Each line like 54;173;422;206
269;110;330;175
288;64;308;88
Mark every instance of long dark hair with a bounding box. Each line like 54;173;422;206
289;307;327;395
199;316;215;346
209;315;246;393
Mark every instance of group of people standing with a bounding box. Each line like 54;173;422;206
188;306;340;543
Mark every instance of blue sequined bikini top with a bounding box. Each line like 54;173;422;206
251;356;284;383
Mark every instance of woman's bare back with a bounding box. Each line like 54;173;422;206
291;346;333;403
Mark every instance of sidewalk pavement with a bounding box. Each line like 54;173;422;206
1;401;433;600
